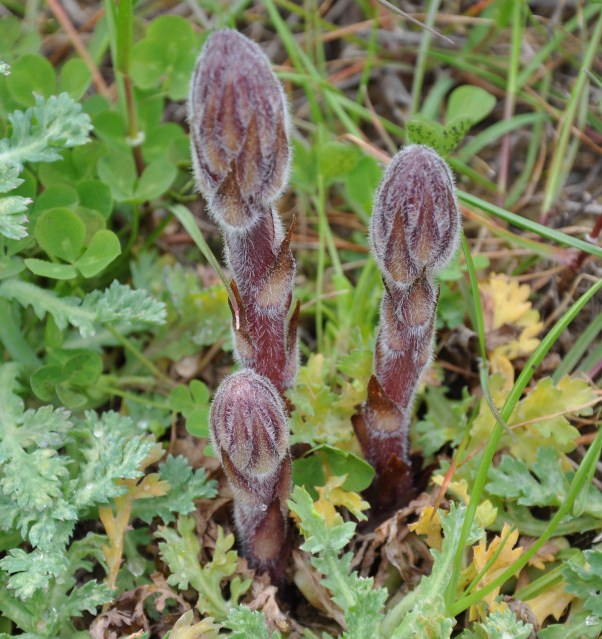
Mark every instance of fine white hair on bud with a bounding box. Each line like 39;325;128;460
354;145;462;515
210;369;289;479
370;144;460;286
209;368;291;580
189;29;291;231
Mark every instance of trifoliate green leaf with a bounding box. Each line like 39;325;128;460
169;381;210;438
129;15;199;100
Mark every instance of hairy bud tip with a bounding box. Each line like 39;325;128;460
210;369;289;478
371;145;460;285
189;29;290;229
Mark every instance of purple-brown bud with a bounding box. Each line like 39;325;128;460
210;369;292;580
371;145;460;286
210;369;289;480
189;29;290;231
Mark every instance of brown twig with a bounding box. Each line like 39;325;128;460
45;0;111;99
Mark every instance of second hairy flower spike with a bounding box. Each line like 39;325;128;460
355;145;461;516
210;369;291;581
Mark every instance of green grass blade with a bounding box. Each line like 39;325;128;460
450;424;602;616
553;311;602;383
578;340;602;377
456;113;547;163
542;10;602;214
458;190;602;257
169;204;239;325
446;272;602;611
409;0;442;119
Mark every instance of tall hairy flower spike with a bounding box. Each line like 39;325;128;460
189;29;298;394
210;369;291;581
354;145;461;515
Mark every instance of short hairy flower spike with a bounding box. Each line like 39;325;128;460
210;369;291;581
189;29;298;395
371;145;459;287
354;145;460;516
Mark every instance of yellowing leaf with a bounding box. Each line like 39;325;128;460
480;274;540;332
468;524;523;620
169;610;220;639
471;374;596;465
131;473;170;500
480;274;543;363
431;476;497;528
475;501;498;529
408;505;442;549
526;580;575;625
524;537;569;571
489;349;515;386
312;475;370;527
